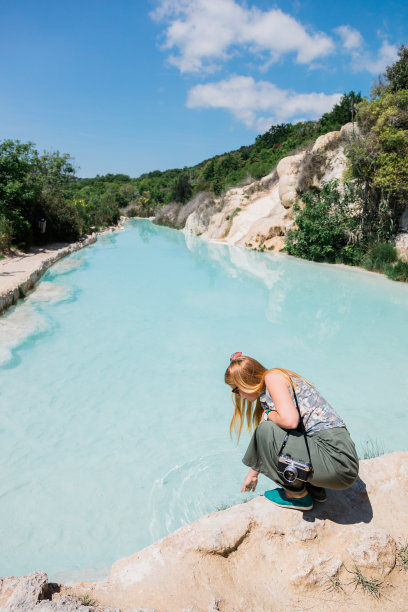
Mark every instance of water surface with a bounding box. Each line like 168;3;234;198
1;219;407;581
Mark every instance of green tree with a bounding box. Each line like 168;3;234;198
319;92;362;132
346;89;408;239
384;44;408;93
171;172;192;203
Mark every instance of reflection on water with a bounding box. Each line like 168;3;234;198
184;229;408;350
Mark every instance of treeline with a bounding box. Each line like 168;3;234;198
285;44;408;282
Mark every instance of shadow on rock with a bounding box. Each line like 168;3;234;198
304;476;373;525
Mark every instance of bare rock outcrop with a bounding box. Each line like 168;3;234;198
2;453;408;611
395;208;408;262
0;572;48;610
154;193;221;231
396;232;408;262
63;452;406;611
277;152;305;208
175;124;357;253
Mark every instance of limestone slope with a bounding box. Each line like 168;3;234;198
180;123;354;254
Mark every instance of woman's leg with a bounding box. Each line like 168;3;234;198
242;421;307;492
307;427;359;490
242;423;359;492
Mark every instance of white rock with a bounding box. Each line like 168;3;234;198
276;152;305;208
312;130;341;152
340;121;360;137
347;525;396;576
395;233;408;262
0;572;47;611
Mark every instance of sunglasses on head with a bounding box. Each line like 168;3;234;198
231;386;239;394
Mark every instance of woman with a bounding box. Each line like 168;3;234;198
225;352;359;510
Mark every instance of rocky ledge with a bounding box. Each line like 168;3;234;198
0;219;127;316
0;236;97;316
1;452;407;611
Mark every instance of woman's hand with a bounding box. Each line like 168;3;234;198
241;469;259;492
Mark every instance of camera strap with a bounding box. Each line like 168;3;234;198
277;383;313;469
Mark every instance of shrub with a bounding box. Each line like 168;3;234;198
361;242;398;272
40;191;81;242
384;258;408;282
297;150;327;193
0;214;13;250
285;181;362;263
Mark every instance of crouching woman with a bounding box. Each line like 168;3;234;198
225;353;359;510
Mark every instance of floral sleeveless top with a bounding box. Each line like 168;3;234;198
259;375;345;435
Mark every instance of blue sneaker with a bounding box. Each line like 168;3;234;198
264;488;313;510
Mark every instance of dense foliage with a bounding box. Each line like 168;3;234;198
285;181;364;265
285;45;408;282
0;141;120;250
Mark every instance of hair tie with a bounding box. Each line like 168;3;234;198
230;351;242;362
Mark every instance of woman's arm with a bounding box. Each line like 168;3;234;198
263;371;299;429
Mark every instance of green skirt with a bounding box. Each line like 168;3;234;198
242;422;359;490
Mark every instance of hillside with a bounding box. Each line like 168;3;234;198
1;46;408;281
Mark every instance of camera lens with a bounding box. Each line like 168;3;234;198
283;465;298;483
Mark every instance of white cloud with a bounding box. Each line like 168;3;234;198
352;40;398;74
334;26;398;75
335;25;364;51
151;0;334;73
187;76;342;130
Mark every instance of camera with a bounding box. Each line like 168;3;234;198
277;453;312;484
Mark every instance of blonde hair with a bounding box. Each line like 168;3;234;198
224;355;310;441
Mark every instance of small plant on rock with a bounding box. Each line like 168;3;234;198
324;573;344;592
76;593;97;606
397;542;408;571
347;564;382;598
359;437;385;460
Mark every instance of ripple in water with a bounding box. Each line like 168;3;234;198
148;449;258;542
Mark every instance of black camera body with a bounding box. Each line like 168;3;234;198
277;453;312;484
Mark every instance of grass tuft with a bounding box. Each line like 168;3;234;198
347;564;382;598
76;594;97;606
358;437;385;460
324;574;344;592
397;542;408;571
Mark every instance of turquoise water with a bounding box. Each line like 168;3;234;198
1;219;408;582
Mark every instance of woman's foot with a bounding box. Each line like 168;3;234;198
264;488;313;510
306;483;327;502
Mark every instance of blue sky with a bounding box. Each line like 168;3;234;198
0;0;406;177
